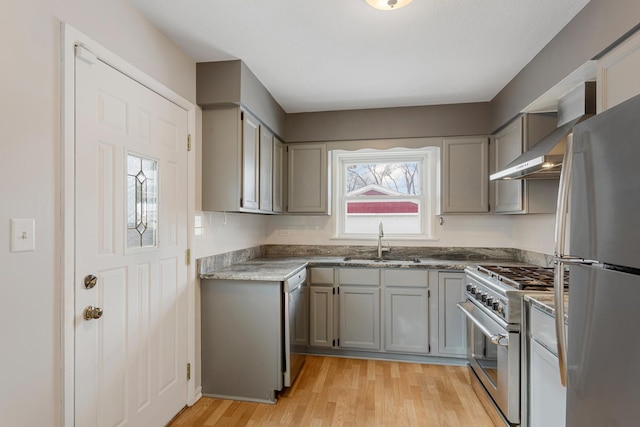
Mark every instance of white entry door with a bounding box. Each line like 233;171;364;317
74;46;188;427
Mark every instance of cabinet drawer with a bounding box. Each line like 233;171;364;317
383;269;428;287
310;267;334;285
338;268;380;286
530;306;559;355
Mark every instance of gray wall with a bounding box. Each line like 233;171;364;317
285;102;491;142
197;60;286;137
490;0;640;131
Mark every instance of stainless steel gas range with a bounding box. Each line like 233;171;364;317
458;265;567;426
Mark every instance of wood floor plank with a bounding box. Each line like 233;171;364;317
169;356;497;427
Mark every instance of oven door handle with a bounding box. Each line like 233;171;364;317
457;302;509;347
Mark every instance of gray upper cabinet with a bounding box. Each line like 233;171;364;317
597;30;640;113
441;137;489;213
493;114;558;214
242;111;260;211
259;126;273;212
287;143;330;214
202;105;282;214
272;136;285;213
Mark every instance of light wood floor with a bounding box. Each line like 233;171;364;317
169;355;496;426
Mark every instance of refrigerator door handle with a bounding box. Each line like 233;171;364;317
553;133;574;387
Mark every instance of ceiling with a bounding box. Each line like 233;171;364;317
129;0;591;113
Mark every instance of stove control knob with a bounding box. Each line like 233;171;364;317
475;292;483;300
481;294;488;302
466;284;472;291
470;287;477;295
492;301;499;311
486;297;493;306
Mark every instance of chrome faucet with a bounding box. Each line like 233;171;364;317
378;222;384;259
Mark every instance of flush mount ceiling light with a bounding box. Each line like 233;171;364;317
365;0;413;11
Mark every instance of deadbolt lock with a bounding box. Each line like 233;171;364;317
83;306;103;320
84;275;98;289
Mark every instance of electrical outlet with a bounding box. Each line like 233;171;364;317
10;218;35;252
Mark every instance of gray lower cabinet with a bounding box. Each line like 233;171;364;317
308;267;465;358
200;279;282;403
383;269;430;354
339;286;381;350
437;271;466;357
309;267;336;347
309;285;335;348
384;288;429;353
337;268;381;350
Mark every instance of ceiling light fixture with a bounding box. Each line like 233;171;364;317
365;0;413;11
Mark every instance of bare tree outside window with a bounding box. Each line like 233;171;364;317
346;162;420;195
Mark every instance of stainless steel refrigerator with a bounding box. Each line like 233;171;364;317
554;93;640;426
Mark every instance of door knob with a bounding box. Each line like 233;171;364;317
83;306;103;320
84;275;98;289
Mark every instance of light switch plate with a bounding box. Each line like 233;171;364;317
11;218;35;252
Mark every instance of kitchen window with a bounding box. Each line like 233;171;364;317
333;148;438;240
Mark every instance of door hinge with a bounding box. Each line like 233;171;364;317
428;344;431;353
428;290;431;298
187;363;191;381
185;249;191;266
241;111;244;121
75;45;98;65
187;134;192;152
337;339;340;347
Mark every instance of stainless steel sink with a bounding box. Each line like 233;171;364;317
342;257;422;264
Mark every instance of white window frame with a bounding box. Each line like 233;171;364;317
332;147;439;240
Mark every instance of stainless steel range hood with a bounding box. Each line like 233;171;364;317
490;81;596;181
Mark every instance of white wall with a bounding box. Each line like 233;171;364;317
512;214;556;254
0;1;194;425
192;211;270;259
266;213;555;255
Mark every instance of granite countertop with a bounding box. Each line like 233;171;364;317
199;255;534;282
200;259;309;282
525;293;570;323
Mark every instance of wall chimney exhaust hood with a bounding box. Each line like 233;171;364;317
490;81;596;181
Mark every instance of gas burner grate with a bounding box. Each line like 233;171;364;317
476;265;569;290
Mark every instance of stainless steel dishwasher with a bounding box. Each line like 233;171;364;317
283;269;308;387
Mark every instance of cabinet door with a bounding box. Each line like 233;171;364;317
494;117;524;213
259;126;273;212
384;288;429;354
339;286;380;350
529;339;566;427
442;137;489;213
241;111;260;210
309;286;334;348
437;272;466;356
287;143;329;214
272;136;285;213
597;30;640;113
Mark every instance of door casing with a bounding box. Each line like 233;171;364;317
61;23;198;427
